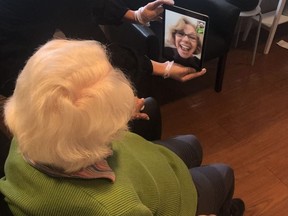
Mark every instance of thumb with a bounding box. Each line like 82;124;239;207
181;68;207;82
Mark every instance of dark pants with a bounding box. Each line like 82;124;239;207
191;164;234;215
155;135;234;216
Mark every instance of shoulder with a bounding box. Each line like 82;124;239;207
164;46;175;55
163;47;177;61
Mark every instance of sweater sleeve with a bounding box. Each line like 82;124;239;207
121;204;153;216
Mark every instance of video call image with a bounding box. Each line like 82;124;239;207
163;7;208;70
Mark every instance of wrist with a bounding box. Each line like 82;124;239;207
151;60;174;78
163;61;174;79
123;10;137;22
134;7;150;26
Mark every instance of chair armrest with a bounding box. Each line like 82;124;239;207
102;22;160;60
0;95;11;139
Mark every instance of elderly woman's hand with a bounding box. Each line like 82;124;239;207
135;0;175;25
151;60;207;82
131;97;150;120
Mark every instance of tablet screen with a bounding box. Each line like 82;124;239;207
162;5;209;71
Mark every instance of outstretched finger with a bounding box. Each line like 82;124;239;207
151;5;164;16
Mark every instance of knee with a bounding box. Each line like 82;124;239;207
211;163;234;176
210;163;235;189
175;134;203;156
172;134;203;166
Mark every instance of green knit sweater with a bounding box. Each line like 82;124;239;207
0;132;197;216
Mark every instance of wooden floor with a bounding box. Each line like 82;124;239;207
154;24;288;215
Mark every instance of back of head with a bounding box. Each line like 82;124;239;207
4;39;135;173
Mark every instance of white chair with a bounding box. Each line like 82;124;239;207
235;0;263;65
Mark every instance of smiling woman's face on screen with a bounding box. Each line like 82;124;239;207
174;23;197;59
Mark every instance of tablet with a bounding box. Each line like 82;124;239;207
162;5;209;71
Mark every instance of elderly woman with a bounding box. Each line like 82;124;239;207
164;17;203;69
0;39;244;216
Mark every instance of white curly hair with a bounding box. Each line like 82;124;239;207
4;39;135;173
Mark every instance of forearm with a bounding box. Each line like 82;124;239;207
122;10;137;23
122;9;148;25
151;60;167;77
151;60;207;82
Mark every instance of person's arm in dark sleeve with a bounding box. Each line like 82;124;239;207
90;0;129;25
107;43;153;97
106;43;207;97
91;0;175;25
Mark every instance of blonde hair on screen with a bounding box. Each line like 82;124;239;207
167;17;202;55
4;39;135;172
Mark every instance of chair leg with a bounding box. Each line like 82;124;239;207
234;18;243;48
242;18;253;42
215;53;228;92
251;13;262;66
